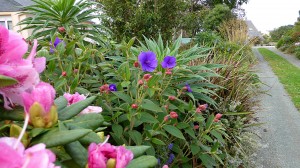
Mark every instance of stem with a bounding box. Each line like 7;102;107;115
14;113;29;149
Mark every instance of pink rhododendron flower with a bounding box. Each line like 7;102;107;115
63;92;86;106
0;26;46;109
22;82;56;114
88;140;133;168
22;82;58;128
0;137;59;168
63;92;102;115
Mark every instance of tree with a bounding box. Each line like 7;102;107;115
100;0;187;42
269;25;294;42
202;4;235;32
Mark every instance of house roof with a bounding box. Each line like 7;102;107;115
0;0;33;12
246;20;263;39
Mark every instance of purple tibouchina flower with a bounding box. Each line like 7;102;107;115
161;56;176;69
50;37;64;53
109;84;117;91
167;153;175;165
168;143;173;150
138;51;158;72
185;83;192;92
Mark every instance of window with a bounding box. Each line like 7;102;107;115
0;21;5;27
0;16;13;30
7;21;13;30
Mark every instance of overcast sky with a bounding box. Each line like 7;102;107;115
242;0;300;34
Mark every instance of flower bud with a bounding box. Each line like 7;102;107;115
198;104;208;111
97;132;105;142
133;61;139;67
215;113;222;120
29;102;58;128
194;125;199;130
143;74;152;81
73;69;79;73
138;80;144;85
58;27;65;33
131;104;138;109
62;71;67;76
10;124;29;147
164;115;169;122
168;96;176;101
170;111;178;119
165;71;172;75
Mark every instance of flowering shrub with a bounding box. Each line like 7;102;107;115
0;26;157;168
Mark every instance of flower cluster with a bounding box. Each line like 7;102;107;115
138;51;176;72
214;113;223;122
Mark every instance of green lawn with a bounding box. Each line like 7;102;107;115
258;48;300;109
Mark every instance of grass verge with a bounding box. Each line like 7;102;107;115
258;48;300;109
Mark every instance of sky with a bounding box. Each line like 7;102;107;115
242;0;300;34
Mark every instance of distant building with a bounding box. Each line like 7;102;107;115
0;0;34;38
245;20;263;40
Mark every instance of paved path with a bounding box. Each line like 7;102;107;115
251;47;300;168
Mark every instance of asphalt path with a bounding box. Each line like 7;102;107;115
251;47;300;168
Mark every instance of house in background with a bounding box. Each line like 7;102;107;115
245;20;263;40
0;0;33;38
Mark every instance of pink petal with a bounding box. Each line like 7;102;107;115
33;57;46;73
0;137;24;168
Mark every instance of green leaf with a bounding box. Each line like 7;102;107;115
139;112;159;123
223;112;252;115
199;154;216;168
140;99;162;112
111;92;132;104
210;130;225;144
79;132;101;145
163;125;185;140
205;114;215;130
0;108;24;121
54;96;68;111
190;143;200;155
151;138;166;145
126;146;151;158
128;130;143;145
32;128;91;148
118;62;131;80
65;141;88;168
64;113;104;130
126;155;158;168
112;124;123;138
0;75;18;87
58;96;96;120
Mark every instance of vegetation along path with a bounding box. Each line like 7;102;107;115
251;47;300;167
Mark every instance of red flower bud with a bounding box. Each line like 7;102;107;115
62;71;67;76
164;115;169;122
134;61;139;68
73;69;78;73
143;74;152;81
194;125;199;129
165;71;172;75
58;27;65;33
164;105;169;109
131;104;138;109
198;104;208;111
170;111;178;119
215;113;222;120
138;80;144;85
168;96;176;101
196;108;202;113
99;84;110;93
214;118;219;122
182;86;188;91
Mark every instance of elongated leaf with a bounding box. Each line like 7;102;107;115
58;96;96;120
126;146;151;158
139;112;159;123
0;75;18;87
64;113;104;130
54;96;68;111
163;125;185;140
79;132;101;145
151;138;166;145
32;128;91;147
111;92;132;104
140;99;162;112
126;155;158;168
65;141;88;168
0;108;24;121
128;130;143;145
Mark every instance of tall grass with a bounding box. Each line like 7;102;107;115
218;19;248;45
